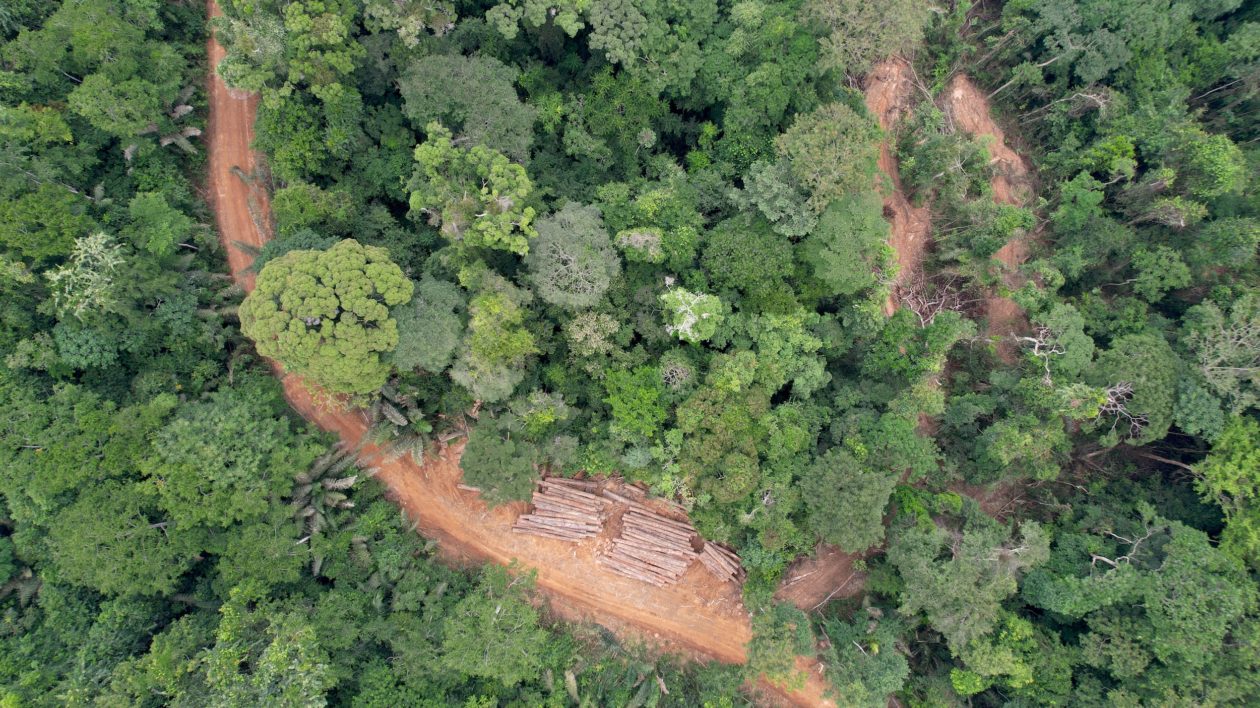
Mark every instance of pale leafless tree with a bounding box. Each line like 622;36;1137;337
1014;326;1065;385
1097;382;1148;439
898;274;974;327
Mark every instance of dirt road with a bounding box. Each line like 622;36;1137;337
865;59;933;316
204;2;832;704
940;75;1036;360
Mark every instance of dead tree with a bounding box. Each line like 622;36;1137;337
1014;326;1065;385
898;274;971;327
1097;382;1149;439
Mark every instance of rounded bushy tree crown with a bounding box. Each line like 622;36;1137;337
240;239;413;394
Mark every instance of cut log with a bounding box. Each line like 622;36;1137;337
622;520;695;542
600;490;639;506
599;562;667;586
702;545;741;573
608;544;689;568
536;481;604;498
513;525;593;539
610;546;692;572
613;536;697;557
513;527;588;541
599;553;681;581
535;487;602;503
700;552;737;576
597;552;675;576
618;530;695;553
537;482;609;504
516;516;601;531
709;545;742;567
528;506;600;523
542;477;601;491
622;523;693;543
531;496;604;511
607;559;684;582
621;511;692;530
618;485;648;499
456;484;481;492
601;491;684;517
623;508;688;524
622;511;695;533
699;558;738;580
532;502;603;520
699;559;736;580
697;557;726;574
515;522;598;536
697;544;743;581
513;522;588;536
530;500;603;519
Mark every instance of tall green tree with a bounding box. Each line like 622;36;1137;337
774;102;881;212
144;386;320;529
439;566;550;686
398;55;536;162
240;239;414;395
408;122;537;255
802;447;897;552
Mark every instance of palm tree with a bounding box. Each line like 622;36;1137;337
362;380;434;463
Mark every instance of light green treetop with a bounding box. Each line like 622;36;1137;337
525;202;620;310
775;102;881;212
660;287;724;344
801;0;932;76
408;122;537;255
239;239;413;395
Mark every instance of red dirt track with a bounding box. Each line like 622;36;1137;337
865;59;933;316
941;75;1036;358
205;2;833;704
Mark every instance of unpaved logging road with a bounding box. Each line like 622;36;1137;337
862;61;1036;347
204;2;833;704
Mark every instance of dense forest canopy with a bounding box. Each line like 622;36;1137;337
1;0;1258;705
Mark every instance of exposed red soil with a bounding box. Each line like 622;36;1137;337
206;0;268;290
937;76;1037;517
205;3;831;704
864;59;933;316
940;75;1036;360
776;543;868;611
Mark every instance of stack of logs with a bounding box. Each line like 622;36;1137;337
598;504;699;587
511;478;608;541
504;476;746;587
698;542;744;583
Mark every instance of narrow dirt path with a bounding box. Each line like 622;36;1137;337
204;3;831;704
766;59;935;616
940;75;1036;361
865;59;933;316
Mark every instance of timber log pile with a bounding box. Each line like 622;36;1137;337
698;541;744;583
597;505;699;587
511;478;609;541
503;475;747;587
